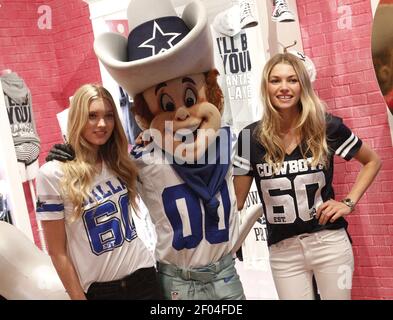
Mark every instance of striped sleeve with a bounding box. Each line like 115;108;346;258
233;127;253;176
35;162;65;221
327;115;363;161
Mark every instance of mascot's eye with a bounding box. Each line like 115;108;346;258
160;94;175;112
184;88;197;107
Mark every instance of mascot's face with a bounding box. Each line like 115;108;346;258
143;73;221;162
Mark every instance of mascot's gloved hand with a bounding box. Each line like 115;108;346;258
135;130;153;147
45;143;75;162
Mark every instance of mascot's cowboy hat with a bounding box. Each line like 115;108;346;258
94;0;214;97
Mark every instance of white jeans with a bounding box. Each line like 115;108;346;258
269;228;354;300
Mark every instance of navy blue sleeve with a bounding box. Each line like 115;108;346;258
327;114;363;161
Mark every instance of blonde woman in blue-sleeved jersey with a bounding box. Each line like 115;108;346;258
36;84;162;300
234;53;381;300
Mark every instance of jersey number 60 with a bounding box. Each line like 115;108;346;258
83;194;137;255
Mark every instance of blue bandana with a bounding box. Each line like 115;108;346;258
169;127;232;223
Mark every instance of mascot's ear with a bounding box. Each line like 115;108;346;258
205;69;224;114
0;222;69;300
132;93;154;130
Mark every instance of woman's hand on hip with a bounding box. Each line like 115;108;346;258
316;199;351;225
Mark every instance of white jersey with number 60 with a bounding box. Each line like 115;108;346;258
36;161;155;292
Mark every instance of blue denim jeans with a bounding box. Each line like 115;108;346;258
158;254;245;300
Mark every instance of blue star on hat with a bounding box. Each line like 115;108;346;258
138;21;182;55
128;16;190;61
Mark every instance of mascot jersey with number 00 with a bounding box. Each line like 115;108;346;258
93;0;244;299
130;75;238;268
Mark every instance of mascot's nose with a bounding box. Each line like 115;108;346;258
175;106;190;121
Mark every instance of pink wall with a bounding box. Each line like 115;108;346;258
0;0;101;245
297;0;393;299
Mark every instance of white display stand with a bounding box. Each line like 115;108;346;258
0;221;68;300
0;82;34;242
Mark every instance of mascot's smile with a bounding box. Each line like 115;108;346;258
174;123;200;143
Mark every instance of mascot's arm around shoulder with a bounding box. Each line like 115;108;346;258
46;144;75;162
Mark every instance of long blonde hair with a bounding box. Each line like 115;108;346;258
255;53;329;168
61;84;138;220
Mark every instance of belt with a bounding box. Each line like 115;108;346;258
88;267;151;292
158;254;234;283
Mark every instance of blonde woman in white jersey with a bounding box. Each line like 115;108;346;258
36;84;162;300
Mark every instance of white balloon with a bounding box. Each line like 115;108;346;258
0;221;69;300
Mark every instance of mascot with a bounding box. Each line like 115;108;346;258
50;0;245;300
